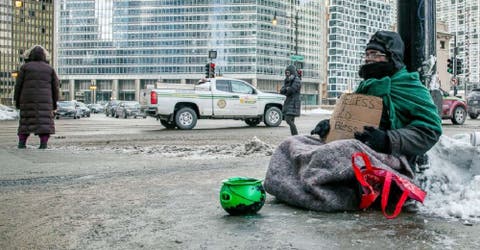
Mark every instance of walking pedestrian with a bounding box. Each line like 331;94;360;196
14;45;59;149
280;64;301;135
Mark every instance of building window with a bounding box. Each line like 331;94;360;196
440;40;446;49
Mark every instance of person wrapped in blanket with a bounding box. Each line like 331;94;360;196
311;31;442;171
263;31;442;214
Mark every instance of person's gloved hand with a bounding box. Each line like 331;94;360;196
310;119;330;138
354;126;391;154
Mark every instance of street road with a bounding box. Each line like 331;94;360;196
1;113;480;249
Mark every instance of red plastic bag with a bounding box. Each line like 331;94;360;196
351;152;426;219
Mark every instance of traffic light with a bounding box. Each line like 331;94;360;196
447;58;453;74
456;58;463;74
205;63;215;78
296;69;302;80
205;63;210;78
209;63;215;78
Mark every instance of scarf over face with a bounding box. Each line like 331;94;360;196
354;67;442;134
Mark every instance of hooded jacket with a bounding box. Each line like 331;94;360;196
14;46;59;135
365;30;405;70
356;31;442;165
280;65;301;116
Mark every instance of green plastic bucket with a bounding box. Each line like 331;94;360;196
219;177;266;215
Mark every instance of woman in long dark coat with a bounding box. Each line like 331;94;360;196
14;45;59;149
280;64;302;135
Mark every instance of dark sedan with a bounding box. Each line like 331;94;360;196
114;101;146;119
55;101;82;119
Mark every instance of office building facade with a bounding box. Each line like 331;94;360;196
437;0;480;90
0;0;54;105
56;0;327;105
326;0;394;104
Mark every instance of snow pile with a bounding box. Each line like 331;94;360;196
302;108;333;115
420;133;480;221
0;105;19;120
54;136;273;159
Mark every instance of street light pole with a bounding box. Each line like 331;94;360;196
294;10;298;56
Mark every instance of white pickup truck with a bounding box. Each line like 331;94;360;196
145;78;286;129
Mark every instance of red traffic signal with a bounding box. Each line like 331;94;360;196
296;69;302;79
209;63;215;78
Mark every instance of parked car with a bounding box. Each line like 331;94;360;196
76;101;91;117
55;101;82;119
87;103;104;114
440;89;467;125
105;100;120;117
114;101;146;119
467;88;480;119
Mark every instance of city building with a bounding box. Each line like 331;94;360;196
0;0;55;105
55;0;328;105
437;0;480;91
436;21;454;92
326;0;394;104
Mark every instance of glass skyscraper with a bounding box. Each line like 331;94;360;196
56;0;327;105
326;0;394;104
0;0;54;105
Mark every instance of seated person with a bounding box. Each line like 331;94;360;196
264;31;442;213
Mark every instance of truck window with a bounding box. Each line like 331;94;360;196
216;80;231;92
231;81;254;94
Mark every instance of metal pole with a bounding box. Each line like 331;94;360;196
453;35;457;78
295;10;298;55
397;0;436;84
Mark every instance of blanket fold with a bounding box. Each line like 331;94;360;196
264;135;415;211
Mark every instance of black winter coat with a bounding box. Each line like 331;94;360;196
280;75;302;117
14;61;59;135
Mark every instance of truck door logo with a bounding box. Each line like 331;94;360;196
217;99;227;109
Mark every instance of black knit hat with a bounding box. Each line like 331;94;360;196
366;31;405;70
366;41;387;53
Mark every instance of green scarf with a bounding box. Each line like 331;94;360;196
354;67;442;133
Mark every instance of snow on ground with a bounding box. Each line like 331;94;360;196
420;133;480;222
0;105;18;120
302;108;333;115
54;136;274;159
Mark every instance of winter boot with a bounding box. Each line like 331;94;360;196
18;134;29;149
18;141;26;149
39;134;49;149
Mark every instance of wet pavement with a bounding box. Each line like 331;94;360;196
1;114;479;249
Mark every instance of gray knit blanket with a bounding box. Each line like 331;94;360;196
264;135;415;211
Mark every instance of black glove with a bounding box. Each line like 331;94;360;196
354;126;391;154
310;119;330;138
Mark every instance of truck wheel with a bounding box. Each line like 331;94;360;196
469;112;479;119
245;118;261;127
264;107;282;127
451;106;466;125
160;120;176;129
175;107;197;130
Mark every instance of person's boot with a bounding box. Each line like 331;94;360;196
38;134;49;149
18;141;26;149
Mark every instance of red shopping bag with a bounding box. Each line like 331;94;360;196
351;152;426;219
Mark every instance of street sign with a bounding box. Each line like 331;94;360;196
290;55;304;62
208;50;217;59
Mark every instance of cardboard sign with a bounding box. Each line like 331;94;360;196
325;93;383;143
